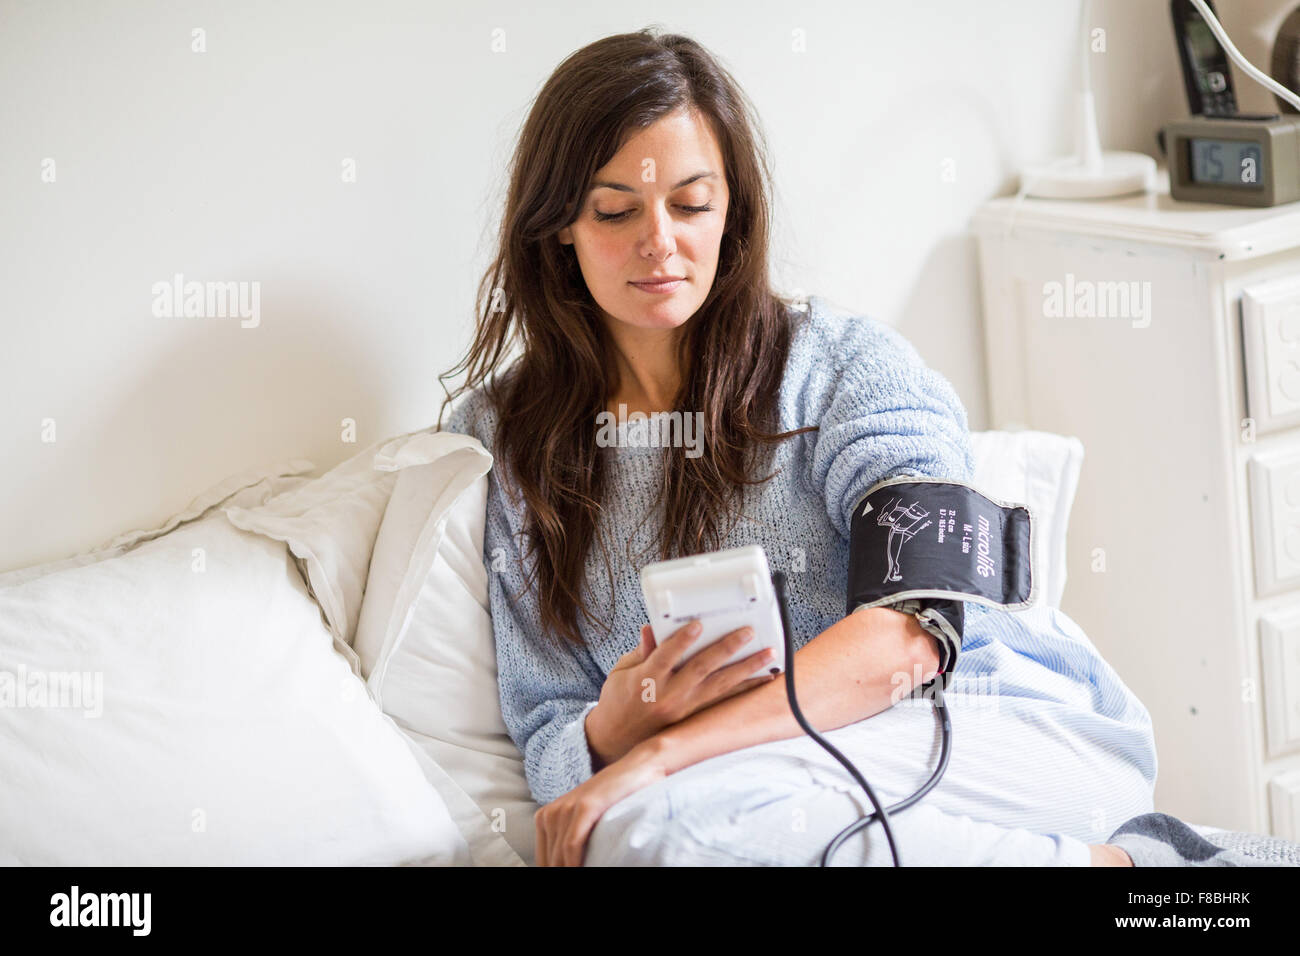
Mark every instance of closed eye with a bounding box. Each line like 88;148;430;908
593;204;714;223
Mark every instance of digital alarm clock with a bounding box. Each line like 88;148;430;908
1163;114;1300;206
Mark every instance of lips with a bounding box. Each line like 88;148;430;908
630;276;685;293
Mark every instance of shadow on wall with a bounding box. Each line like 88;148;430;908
8;271;401;574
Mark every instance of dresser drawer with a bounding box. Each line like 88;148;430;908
1241;276;1300;435
1260;607;1300;757
1270;770;1300;840
1247;447;1300;596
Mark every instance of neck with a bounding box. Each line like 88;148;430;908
604;321;685;415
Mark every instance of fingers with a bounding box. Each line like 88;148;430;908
710;673;780;706
537;803;594;867
676;626;762;681
701;651;780;700
565;819;588;868
645;618;705;673
535;812;549;867
734;672;782;693
613;625;656;670
537;808;574;867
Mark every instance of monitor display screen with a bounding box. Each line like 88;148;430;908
1188;137;1264;187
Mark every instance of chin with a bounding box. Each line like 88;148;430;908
631;307;693;331
621;288;699;324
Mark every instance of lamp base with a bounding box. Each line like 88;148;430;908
1019;151;1156;199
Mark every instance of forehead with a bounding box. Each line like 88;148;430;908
588;171;718;194
588;111;725;191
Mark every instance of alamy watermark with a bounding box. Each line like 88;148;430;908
0;665;103;718
50;886;150;935
1042;273;1151;329
595;403;704;458
890;665;1000;715
151;272;260;328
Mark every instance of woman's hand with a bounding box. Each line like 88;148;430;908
535;741;670;866
585;620;778;767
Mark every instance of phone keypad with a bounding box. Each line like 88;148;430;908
1203;90;1238;116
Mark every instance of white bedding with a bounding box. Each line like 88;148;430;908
0;512;466;865
0;425;1089;866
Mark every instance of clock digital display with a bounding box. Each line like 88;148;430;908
1189;137;1264;187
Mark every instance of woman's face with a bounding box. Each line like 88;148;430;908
558;108;729;336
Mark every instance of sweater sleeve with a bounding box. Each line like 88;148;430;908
796;300;975;543
794;300;975;685
443;386;605;806
483;516;604;806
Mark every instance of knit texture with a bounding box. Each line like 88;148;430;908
1108;813;1300;866
443;294;983;805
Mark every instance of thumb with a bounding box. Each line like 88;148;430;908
616;625;655;669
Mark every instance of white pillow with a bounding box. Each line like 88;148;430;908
356;431;536;865
970;429;1084;610
354;431;493;681
225;440;404;670
201;433;528;865
0;514;467;865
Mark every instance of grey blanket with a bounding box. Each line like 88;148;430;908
1109;813;1300;866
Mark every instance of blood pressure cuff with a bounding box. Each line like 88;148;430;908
847;476;1036;695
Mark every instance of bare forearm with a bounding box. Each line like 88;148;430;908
647;606;941;776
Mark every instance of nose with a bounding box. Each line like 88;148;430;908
639;202;676;261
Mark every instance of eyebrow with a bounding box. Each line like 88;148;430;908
587;171;718;193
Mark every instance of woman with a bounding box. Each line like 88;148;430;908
439;27;1156;867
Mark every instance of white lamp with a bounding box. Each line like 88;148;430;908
1020;0;1156;199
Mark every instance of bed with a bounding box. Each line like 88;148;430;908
1;421;1270;865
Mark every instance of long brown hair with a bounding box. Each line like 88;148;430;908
438;27;815;648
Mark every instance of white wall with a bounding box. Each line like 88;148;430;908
1;0;1290;572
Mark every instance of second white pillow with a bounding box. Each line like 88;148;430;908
356;430;538;865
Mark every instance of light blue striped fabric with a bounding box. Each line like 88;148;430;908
585;609;1157;864
445;294;1157;863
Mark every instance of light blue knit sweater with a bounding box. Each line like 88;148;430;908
442;294;990;805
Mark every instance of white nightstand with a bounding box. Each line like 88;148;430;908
972;169;1300;836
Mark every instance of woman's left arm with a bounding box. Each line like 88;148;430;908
648;604;940;774
533;605;940;865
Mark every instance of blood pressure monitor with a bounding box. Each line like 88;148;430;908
1164;114;1300;206
640;545;786;680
